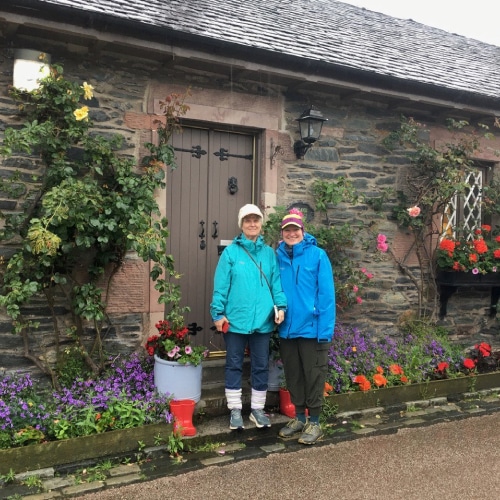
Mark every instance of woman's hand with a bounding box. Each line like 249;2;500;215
274;310;285;325
214;317;229;333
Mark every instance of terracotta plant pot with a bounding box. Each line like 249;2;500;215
169;399;197;437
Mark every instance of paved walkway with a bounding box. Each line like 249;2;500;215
5;386;500;499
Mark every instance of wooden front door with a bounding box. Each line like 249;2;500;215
167;127;255;352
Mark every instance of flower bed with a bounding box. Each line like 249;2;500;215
0;354;172;451
0;421;171;475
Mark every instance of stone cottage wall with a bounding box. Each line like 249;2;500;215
0;39;499;379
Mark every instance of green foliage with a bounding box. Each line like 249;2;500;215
263;178;375;312
0;61;190;386
384;116;500;317
166;430;185;457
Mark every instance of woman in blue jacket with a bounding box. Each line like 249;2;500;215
277;209;335;444
211;204;287;430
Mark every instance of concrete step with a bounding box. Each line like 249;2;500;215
199;357;280;417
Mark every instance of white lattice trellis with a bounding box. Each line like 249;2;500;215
441;170;483;240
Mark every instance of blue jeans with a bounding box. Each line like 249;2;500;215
224;331;271;391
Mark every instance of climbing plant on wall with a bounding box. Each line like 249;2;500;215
0;59;190;388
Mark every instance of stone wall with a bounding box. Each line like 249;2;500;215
0;39;499;381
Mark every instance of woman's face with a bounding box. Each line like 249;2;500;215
241;215;262;241
282;226;304;245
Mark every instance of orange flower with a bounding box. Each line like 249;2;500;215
376;366;384;374
469;253;478;263
324;382;333;396
353;375;371;391
400;376;409;384
389;364;404;375
373;373;388;387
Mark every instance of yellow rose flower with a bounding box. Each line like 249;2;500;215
82;82;94;100
74;106;89;121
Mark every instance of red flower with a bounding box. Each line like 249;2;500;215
481;225;491;232
439;239;455;253
473;238;488;254
400;376;409;384
436;362;449;373
476;342;491;357
468;253;478;263
463;358;476;370
494;249;500;259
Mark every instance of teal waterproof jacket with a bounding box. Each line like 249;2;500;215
210;234;287;334
277;233;335;342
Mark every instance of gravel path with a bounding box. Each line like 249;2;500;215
76;412;500;500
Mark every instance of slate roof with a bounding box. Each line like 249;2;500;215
5;0;500;103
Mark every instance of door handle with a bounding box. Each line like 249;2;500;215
212;221;218;239
199;220;206;250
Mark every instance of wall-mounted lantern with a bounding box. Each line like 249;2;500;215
13;49;51;91
293;106;327;159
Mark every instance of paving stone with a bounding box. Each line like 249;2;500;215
402;417;427;425
260;442;286;453
42;477;74;490
60;482;105;496
200;455;235;466
105;473;142;486
464;407;486;414
352;427;377;435
108;463;141;477
21;492;62;499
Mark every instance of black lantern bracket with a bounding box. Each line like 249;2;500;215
294;106;327;159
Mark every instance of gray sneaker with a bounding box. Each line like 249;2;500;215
249;409;271;428
278;418;305;438
298;423;324;445
229;409;244;430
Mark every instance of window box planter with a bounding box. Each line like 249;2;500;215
0;422;172;475
324;371;500;413
436;270;500;318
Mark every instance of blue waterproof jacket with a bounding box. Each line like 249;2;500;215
277;233;335;342
210;234;287;334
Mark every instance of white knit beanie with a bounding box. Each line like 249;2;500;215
237;204;263;228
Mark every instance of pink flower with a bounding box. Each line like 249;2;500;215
377;242;388;253
365;273;374;279
407;206;421;217
356;296;363;304
472;268;479;275
185;345;192;354
377;234;387;243
353;285;359;292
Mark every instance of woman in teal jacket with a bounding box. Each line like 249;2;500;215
211;204;287;431
277;210;335;445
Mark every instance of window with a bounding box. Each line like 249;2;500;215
441;163;491;239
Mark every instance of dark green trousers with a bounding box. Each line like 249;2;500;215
279;337;331;417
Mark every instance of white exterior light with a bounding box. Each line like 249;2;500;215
13;49;51;91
